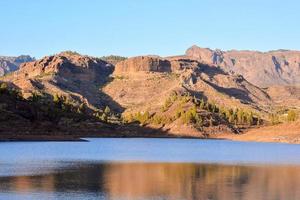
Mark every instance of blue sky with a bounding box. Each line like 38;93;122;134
0;0;299;58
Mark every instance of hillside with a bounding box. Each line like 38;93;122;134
1;50;299;142
1;51;116;111
0;55;34;76
104;55;272;135
186;45;300;87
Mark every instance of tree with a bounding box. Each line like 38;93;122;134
270;113;280;125
287;110;297;122
257;116;261;126
237;109;244;124
246;112;254;125
104;106;111;115
199;99;205;109
30;92;42;103
0;83;8;94
77;103;86;114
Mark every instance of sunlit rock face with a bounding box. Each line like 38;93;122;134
114;56;172;74
186;45;300;87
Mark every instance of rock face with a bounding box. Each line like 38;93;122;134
114;56;203;75
106;55;271;113
186;45;300;87
114;56;172;74
0;55;34;76
2;52;114;109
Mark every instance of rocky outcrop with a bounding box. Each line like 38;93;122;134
186;45;300;87
114;55;205;75
2;52;114;109
0;55;34;76
114;56;172;74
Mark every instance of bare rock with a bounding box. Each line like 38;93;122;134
186;45;300;87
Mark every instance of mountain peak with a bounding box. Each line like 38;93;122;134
186;45;300;87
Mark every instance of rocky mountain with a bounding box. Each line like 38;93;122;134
1;50;299;141
104;55;273;135
110;56;271;110
186;45;300;87
0;55;34;76
2;51;115;111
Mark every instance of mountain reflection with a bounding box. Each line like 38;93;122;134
1;162;300;200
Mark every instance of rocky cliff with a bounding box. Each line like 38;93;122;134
0;55;34;76
186;45;300;87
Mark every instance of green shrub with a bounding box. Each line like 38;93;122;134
269;113;280;125
0;83;8;94
104;106;111;114
287;110;298;122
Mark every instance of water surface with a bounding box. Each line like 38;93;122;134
1;138;300;200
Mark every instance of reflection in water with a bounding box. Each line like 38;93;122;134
1;162;300;200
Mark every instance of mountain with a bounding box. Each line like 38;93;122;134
1;51;115;111
1;50;299;142
103;55;272;135
186;45;300;87
0;55;35;76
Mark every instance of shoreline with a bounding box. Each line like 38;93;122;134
1;121;299;144
0;133;298;144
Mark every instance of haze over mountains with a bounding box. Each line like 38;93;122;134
0;55;35;76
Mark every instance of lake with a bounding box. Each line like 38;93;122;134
0;138;300;200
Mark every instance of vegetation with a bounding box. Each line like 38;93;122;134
100;55;127;64
269;113;280;125
0;82;8;94
61;51;81;56
93;105;117;123
287;110;298;122
124;91;258;128
0;85;121;126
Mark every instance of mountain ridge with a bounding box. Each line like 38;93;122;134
0;55;35;76
186;45;300;87
0;49;299;143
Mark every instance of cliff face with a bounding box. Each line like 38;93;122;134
114;56;172;74
0;55;34;76
186;45;300;87
114;55;209;75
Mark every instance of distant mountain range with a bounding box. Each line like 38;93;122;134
0;55;35;76
186;45;300;87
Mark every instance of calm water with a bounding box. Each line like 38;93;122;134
1;138;300;200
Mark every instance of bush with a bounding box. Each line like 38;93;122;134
269;113;280;125
104;106;111;115
134;111;151;125
29;92;42;102
287;110;298;122
0;83;8;94
77;103;86;114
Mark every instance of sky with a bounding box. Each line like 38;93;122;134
0;0;299;58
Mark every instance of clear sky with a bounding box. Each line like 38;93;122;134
0;0;299;58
